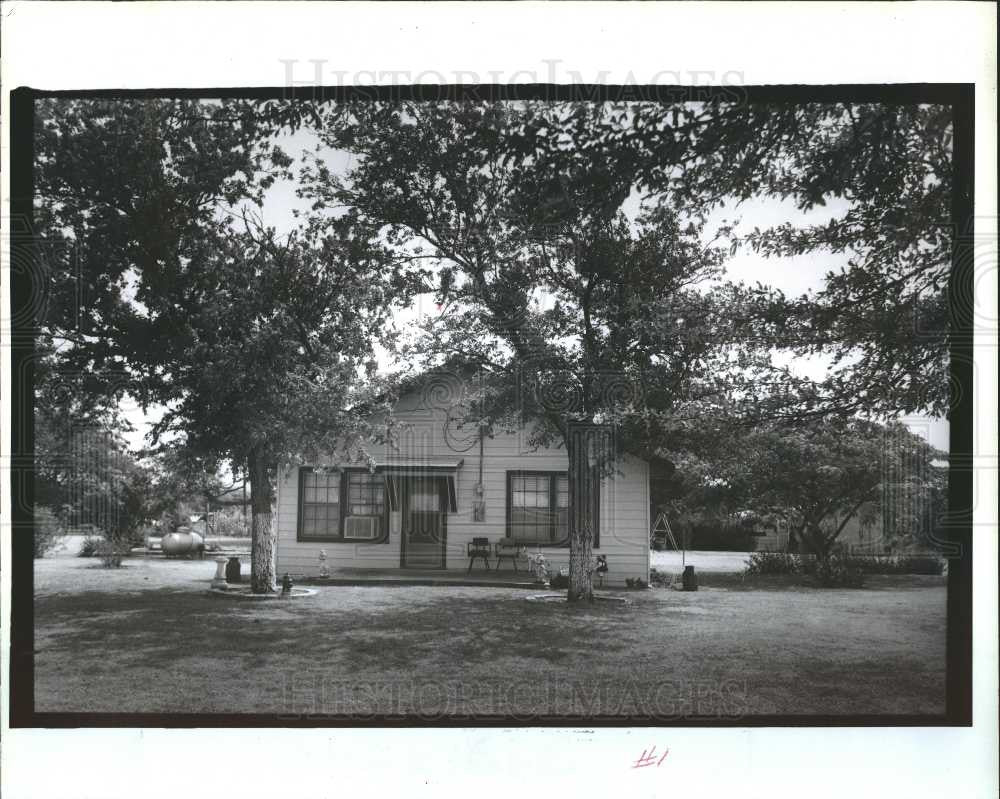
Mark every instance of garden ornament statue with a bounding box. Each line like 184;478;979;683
281;573;294;596
527;551;550;588
318;549;330;579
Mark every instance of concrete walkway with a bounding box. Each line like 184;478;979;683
651;550;753;573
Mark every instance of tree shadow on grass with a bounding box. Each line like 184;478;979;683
35;587;311;669
37;585;639;672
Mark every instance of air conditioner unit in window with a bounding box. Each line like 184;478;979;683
344;516;379;540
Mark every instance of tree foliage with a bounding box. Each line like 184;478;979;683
505;101;954;419
302;102;766;449
34;98;291;407
33;98;415;591
35;394;154;548
673;419;946;558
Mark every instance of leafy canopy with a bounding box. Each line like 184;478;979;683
300;101;769;462
505;101;954;419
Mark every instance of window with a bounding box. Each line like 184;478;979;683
506;472;572;547
298;468;388;543
344;471;386;540
402;477;439;512
300;469;341;540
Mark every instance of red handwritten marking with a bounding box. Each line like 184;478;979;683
632;746;669;768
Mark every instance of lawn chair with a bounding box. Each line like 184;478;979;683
467;537;492;572
494;542;523;572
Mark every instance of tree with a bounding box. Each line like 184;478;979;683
35;393;155;556
33;98;290;407
33;99;414;592
712;419;944;559
144;213;412;591
32;98;287;572
505;101;955;421
140;445;231;530
300;102;763;600
33;506;63;558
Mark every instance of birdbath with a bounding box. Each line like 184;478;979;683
211;557;228;589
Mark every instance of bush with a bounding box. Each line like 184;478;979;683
648;568;670;587
78;534;127;567
211;507;249;538
78;536;103;557
34;506;63;558
549;573;569;589
894;556;946;575
96;539;125;568
745;552;802;576
625;577;649;589
829;554;946;576
812;556;866;588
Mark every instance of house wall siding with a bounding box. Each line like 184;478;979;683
274;404;650;586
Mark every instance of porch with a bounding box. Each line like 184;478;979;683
294;566;538;589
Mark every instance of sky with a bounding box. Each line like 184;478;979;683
120;119;950;455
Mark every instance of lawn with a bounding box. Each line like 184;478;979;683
32;554;948;718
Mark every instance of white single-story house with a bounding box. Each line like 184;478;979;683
274;381;651;586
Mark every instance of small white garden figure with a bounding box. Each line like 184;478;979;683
318;549;330;579
527;551;550;588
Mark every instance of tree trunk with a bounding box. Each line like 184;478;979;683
566;424;604;602
248;455;277;594
787;520;806;554
802;523;832;562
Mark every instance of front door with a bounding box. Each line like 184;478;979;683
400;477;447;568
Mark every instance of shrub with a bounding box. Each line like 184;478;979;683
549;573;569;589
211;507;249;538
894;556;946;575
96;539;124;568
78;536;103;557
625;577;649;589
812;556;865;588
745;552;802;576
78;534;127;567
648;568;670;587
831;554;946;576
34;506;63;558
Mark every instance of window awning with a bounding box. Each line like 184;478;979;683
372;457;464;473
375;458;463;513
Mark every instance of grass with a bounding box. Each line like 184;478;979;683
33;555;948;718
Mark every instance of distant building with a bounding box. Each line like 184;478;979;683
753;502;886;553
